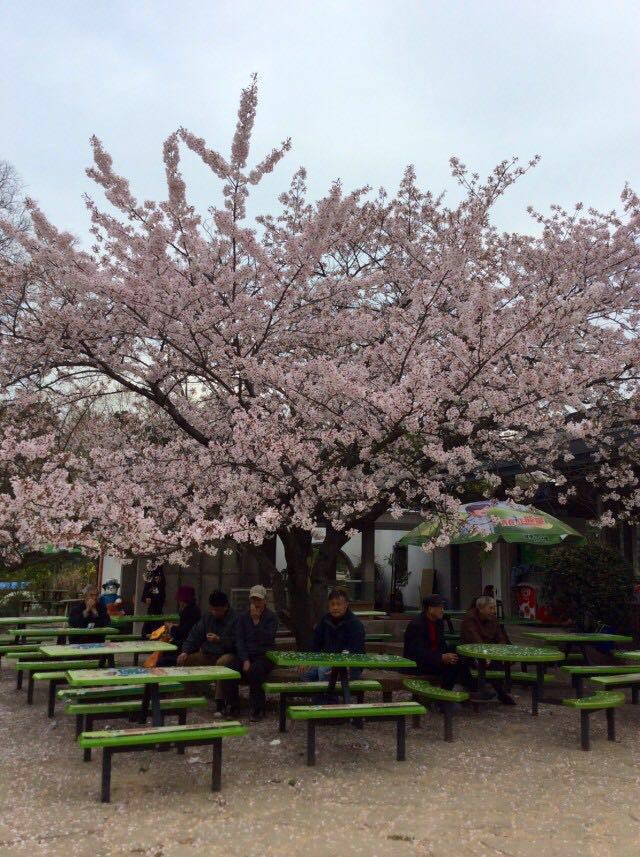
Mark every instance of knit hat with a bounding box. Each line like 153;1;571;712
176;585;195;602
209;590;229;607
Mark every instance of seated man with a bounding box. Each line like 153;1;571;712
403;594;492;700
69;584;110;629
235;584;278;721
305;588;366;693
460;595;515;705
157;585;201;667
177;590;237;712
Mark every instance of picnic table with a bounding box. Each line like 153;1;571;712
353;611;387;618
11;627;121;644
266;651;415;704
614;650;640;663
65;665;240;726
522;631;633;665
110;614;179;625
0;615;68;630
38;640;176;668
456;643;565;715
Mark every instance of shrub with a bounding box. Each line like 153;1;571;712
542;538;635;632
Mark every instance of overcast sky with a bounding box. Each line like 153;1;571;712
2;1;639;242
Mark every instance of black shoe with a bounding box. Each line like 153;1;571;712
498;691;516;706
250;709;265;721
470;689;497;702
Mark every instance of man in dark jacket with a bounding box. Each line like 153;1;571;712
460;596;515;704
178;589;238;713
235;584;278;720
69;584;110;632
178;590;236;665
403;594;492;699
306;588;366;685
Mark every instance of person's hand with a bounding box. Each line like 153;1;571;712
206;633;220;643
442;653;459;665
176;653;188;666
242;660;251;673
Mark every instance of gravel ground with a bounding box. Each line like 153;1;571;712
1;667;640;857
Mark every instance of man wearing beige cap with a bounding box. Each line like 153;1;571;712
234;584;278;720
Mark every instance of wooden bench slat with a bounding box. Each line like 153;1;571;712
66;696;207;715
79;721;247;747
33;671;67;681
561;665;640;675
288;701;425;720
469;670;555;684
263;680;381;694
57;682;185;701
590;673;640;688
14;660;101;672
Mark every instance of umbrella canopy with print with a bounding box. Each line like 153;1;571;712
398;501;585;547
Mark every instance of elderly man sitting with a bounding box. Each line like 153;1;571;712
460;595;515;705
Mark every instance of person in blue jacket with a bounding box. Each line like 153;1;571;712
306;588;366;688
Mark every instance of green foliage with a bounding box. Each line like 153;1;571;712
542;538;635;632
0;554;95;616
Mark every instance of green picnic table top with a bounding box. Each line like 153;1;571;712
456;643;565;663
11;627;121;640
522;631;633;644
39;640;176;658
110;614;179;624
65;665;241;687
0;616;68;627
614;650;640;662
267;650;416;669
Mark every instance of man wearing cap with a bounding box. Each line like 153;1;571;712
404;594;491;699
235;584;278;720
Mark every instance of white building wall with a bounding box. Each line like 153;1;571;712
102;556;124;587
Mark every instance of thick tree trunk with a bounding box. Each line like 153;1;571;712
280;528;314;647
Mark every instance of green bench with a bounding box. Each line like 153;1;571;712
561;665;640;697
470;669;556;694
16;660;101;704
57;681;185;703
68;696;208;761
590;673;640;704
403;679;469;741
0;645;40;673
287;701;425;766
563;691;625;750
78;720;247;802
263;679;383;732
33;671;70;718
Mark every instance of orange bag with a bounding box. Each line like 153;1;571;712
143;624;171;667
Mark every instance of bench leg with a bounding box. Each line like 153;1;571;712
580;711;590;751
101;748;112;803
606;708;616;742
443;704;454;743
279;695;287;733
84;715;93;761
47;680;57;718
632;686;639;705
396;717;406;762
27;673;34;705
382;691;392;703
75;714;84;739
211;738;222;791
306;722;316;766
133;654;140;666
574;676;584;698
177;712;187;754
412;713;422;729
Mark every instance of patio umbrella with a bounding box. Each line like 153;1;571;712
398;500;585;547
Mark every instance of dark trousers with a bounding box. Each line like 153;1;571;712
247;655;274;712
411;660;476;690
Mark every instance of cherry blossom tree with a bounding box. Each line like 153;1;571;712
1;77;639;641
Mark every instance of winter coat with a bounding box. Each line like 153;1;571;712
181;607;238;657
403;613;449;671
68;600;110;629
170;601;202;647
142;566;166;612
236;608;278;661
459;608;510;645
311;609;366;654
